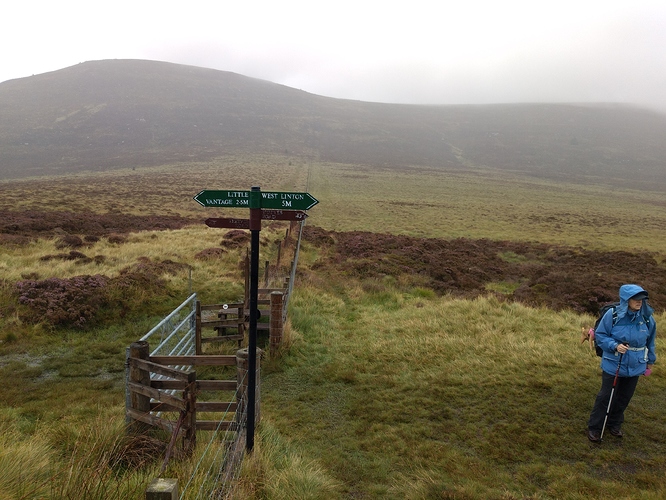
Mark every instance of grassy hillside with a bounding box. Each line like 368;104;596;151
4;156;666;253
260;285;666;499
2;160;666;498
2;60;666;190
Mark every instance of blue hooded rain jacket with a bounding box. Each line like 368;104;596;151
595;284;657;377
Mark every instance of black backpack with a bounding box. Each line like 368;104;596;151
592;302;651;356
593;302;620;356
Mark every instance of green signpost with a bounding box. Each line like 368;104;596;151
193;190;319;210
194;186;317;452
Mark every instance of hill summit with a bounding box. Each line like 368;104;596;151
1;59;666;186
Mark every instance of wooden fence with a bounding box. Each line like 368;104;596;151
195;290;285;357
137;218;305;497
126;286;287;451
126;341;261;457
191;220;302;357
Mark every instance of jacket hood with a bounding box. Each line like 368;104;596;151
617;284;653;319
619;284;647;302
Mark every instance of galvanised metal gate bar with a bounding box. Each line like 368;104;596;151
125;293;198;422
140;292;198;356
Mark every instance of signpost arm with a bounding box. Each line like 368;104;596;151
247;186;261;451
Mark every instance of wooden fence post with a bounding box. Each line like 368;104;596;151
125;347;132;424
244;251;250;306
236;348;248;428
236;348;262;428
128;341;151;434
217;307;227;338
237;304;245;344
182;371;197;455
195;301;202;355
146;478;178;500
270;291;284;357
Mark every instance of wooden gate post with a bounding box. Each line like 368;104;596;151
244;251;250;305
128;341;151;434
182;371;197;455
236;348;248;428
236;348;262;428
195;301;202;355
276;241;282;266
270;291;284;357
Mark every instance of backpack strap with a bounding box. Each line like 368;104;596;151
609;306;649;327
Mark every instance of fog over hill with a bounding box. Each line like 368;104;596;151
1;59;665;187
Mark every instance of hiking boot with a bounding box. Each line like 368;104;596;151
587;430;602;443
609;428;623;438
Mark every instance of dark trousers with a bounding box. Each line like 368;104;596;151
588;371;640;431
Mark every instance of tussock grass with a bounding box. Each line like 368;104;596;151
0;407;156;500
227;422;342;500
0;408;54;499
0;224;289;306
1;227;227;281
3;159;666;498
261;283;666;499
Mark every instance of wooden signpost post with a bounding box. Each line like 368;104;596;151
194;187;318;451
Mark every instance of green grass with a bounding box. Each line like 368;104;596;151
3;158;666;498
4;156;666;253
261;283;666;499
304;161;666;253
485;280;522;295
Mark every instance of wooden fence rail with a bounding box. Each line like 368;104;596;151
140;219;304;497
195;294;286;357
126;341;262;458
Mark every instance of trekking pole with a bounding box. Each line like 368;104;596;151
600;349;625;441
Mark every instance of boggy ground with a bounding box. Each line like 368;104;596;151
304;226;666;315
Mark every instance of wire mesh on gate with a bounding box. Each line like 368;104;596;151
180;369;250;500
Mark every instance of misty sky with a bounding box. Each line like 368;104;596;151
4;0;665;110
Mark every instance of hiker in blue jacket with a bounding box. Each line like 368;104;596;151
587;284;657;442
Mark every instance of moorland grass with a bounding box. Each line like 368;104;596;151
223;421;342;500
2;157;666;498
0;153;311;217
261;282;666;499
0;224;294;311
0;407;157;499
304;161;666;253
3;154;666;255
